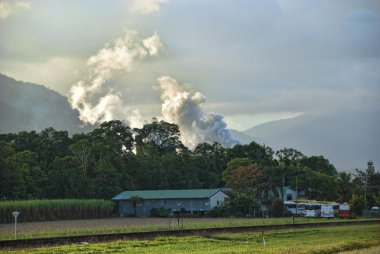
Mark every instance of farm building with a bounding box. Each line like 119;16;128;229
112;189;230;217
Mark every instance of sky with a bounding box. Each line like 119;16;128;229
0;0;379;131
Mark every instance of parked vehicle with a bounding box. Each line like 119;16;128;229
284;201;307;216
305;203;321;218
285;200;348;218
333;204;339;217
338;203;351;218
321;204;335;218
370;206;379;216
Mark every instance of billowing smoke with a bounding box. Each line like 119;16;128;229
69;31;163;128
157;76;240;148
68;29;238;148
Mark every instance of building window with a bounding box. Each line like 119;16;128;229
177;201;181;206
287;194;293;200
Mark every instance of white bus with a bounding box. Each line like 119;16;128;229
320;204;335;218
304;203;321;218
285;200;340;218
284;201;308;216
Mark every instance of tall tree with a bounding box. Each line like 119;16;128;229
69;139;91;176
134;119;184;156
193;142;228;188
355;161;380;209
36;127;71;166
228;142;273;166
91;120;134;155
300;155;337;176
223;161;268;201
337;172;354;203
276;148;305;167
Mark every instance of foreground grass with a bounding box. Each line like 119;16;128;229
1;224;379;254
0;217;370;241
339;245;380;254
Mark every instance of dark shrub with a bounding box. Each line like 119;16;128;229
150;207;172;217
269;198;284;217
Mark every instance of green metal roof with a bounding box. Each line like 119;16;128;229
111;189;225;201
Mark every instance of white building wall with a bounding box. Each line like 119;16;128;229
209;191;230;209
284;187;298;200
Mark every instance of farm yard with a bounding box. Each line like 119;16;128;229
0;224;379;254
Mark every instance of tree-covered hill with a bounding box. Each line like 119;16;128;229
0;73;93;134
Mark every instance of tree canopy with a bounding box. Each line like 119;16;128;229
0;120;378;216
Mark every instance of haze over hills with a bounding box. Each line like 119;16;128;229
240;112;380;171
1;73;378;171
0;74;94;134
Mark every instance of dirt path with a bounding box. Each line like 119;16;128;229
0;217;245;234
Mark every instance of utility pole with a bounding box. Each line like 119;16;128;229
364;186;367;214
282;174;285;201
295;175;298;215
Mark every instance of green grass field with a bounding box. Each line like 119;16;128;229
1;224;379;254
0;217;370;241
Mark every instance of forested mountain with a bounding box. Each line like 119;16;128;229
0;74;93;134
243;112;380;171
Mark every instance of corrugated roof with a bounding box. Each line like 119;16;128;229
111;189;225;201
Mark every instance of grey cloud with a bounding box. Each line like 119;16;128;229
0;0;379;131
206;88;379;116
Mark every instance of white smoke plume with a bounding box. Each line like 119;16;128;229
130;0;167;14
69;31;163;128
157;76;240;148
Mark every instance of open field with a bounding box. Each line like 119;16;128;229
1;224;379;254
0;217;370;241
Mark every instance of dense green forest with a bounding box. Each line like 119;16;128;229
1;120;379;215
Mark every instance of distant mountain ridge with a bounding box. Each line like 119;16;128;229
0;73;93;134
238;112;380;171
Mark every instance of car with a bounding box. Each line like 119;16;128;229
369;206;379;216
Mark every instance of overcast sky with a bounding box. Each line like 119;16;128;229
0;0;379;131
